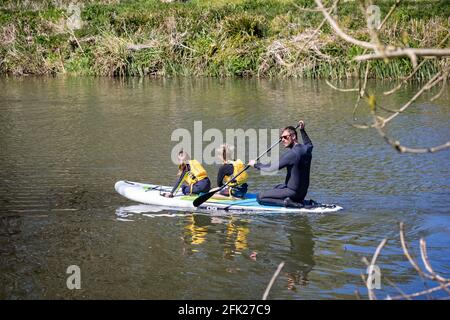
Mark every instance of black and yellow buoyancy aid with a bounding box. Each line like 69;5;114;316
181;160;208;186
223;159;248;187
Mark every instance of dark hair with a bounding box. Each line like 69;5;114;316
282;126;297;140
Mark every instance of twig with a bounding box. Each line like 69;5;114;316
315;0;450;69
378;0;402;31
359;222;450;300
61;11;84;54
373;116;450;153
362;254;411;300
399;222;447;282
419;238;449;284
367;238;387;300
383;60;427;95
389;282;450;300
430;71;448;102
352;61;371;120
57;48;65;74
314;0;378;50
262;262;285;300
325;79;359;92
382;69;446;125
350;122;371;129
69;29;84;53
178;42;198;53
370;239;387;267
127;43;157;51
354;48;450;64
293;3;323;12
399;222;428;275
383;33;450;96
290;0;340;68
383;277;411;300
377;104;404;113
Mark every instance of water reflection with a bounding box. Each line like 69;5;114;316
223;217;250;258
184;215;209;247
181;212;318;293
1;77;448;299
283;217;315;292
182;214;251;258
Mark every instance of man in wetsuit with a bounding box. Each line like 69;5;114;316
248;120;312;208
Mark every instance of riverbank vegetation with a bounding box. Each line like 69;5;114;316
0;0;449;78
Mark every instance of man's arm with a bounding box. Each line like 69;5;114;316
253;151;295;172
300;129;312;147
217;164;234;187
298;121;312;147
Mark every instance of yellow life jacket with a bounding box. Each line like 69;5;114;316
224;159;248;187
182;160;208;186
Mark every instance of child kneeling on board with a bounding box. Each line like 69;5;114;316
163;150;211;197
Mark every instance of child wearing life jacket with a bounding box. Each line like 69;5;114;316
163;150;211;197
216;144;248;198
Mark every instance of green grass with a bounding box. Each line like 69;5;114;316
0;0;449;78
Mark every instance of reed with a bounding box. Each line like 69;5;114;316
1;0;448;78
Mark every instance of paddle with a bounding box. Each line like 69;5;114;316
193;121;302;207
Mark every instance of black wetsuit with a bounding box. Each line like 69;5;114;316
171;164;211;195
254;129;313;206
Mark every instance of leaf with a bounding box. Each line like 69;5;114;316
367;94;376;112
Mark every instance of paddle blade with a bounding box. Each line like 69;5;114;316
193;190;217;207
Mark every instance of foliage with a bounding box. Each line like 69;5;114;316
0;0;448;78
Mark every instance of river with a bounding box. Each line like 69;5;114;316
0;77;448;299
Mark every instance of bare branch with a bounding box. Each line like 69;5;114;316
384;33;450;96
127;43;157;51
373;121;450;153
382;69;447;125
314;0;379;50
315;0;449;70
347;119;372;129
430;71;448;102
419;238;449;284
291;0;340;66
362;240;412;300
370;238;387;267
61;12;84;54
383;60;427;96
400;222;426;275
366;238;387;300
389;282;450;300
354;48;450;64
262;262;285;300
293;4;323;12
352;0;402;101
325;80;359;92
352;62;371;120
383;277;411;300
378;0;402;31
377;105;404;113
314;0;449;154
361;223;450;300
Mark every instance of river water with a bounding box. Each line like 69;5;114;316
0;77;448;299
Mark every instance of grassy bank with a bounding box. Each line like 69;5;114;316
0;0;448;78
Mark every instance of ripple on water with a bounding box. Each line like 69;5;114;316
0;77;448;299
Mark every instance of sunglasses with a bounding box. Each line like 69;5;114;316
280;135;291;140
